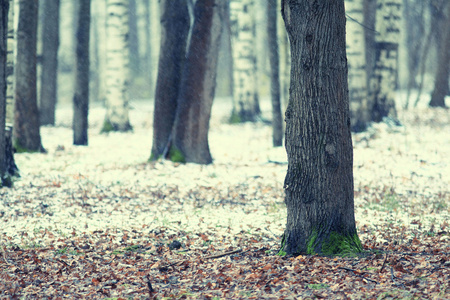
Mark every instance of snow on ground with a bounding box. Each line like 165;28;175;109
0;95;449;248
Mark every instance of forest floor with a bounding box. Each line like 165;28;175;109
0;97;449;299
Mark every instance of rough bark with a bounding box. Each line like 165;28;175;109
39;0;60;126
169;0;225;164
13;0;43;152
102;0;132;132
150;0;190;160
0;0;8;186
267;0;283;147
73;0;91;145
368;0;401;122
429;3;449;108
229;0;260;123
346;0;369;132
280;0;361;256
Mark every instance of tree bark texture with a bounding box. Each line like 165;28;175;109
429;2;449;108
170;0;225;164
14;0;43;152
103;0;132;132
267;0;283;147
150;0;190;160
0;0;8;185
128;0;140;77
73;0;91;145
142;0;152;95
277;0;290;114
39;0;60;126
280;0;360;256
229;0;260;123
368;0;401;122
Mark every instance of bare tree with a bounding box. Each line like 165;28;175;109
39;0;60;126
14;0;43;152
150;0;190;161
0;0;8;186
73;0;91;145
267;0;282;146
280;0;361;256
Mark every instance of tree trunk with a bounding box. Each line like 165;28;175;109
280;0;361;256
346;0;369;132
0;0;8;186
267;0;282;147
128;0;140;77
229;0;260;123
39;0;60;126
368;0;401;122
277;0;290;114
102;0;132;132
429;3;449;108
73;0;91;145
4;0;18;177
149;0;190;160
142;0;152;96
13;0;43;152
169;0;225;164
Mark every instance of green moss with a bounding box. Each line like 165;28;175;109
277;233;287;256
306;229;319;255
13;140;40;153
229;111;242;124
148;152;161;162
100;119;115;133
168;146;186;163
321;232;363;256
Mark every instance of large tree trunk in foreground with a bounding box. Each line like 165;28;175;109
0;0;8;186
267;0;283;147
150;0;190;161
229;0;260;123
102;0;132;132
280;0;361;256
73;0;91;145
169;0;225;164
368;0;401;122
429;3;449;108
39;0;60;126
14;0;43;152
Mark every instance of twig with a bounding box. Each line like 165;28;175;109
145;274;154;297
379;253;388;273
204;248;242;259
338;267;378;284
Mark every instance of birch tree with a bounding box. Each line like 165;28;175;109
368;0;401;122
14;0;43;152
102;0;132;132
0;0;8;186
73;0;91;145
229;0;260;123
280;0;361;256
39;0;60;126
345;0;369;131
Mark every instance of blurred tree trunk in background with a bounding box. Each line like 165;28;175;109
4;0;18;177
280;0;361;256
429;2;449;108
229;0;260;123
277;0;290;115
73;0;91;145
403;0;426;109
14;0;43;152
346;0;369;131
267;0;282;147
102;0;132;132
0;0;8;186
128;0;140;78
39;0;60;126
150;0;190;161
142;0;153;97
169;0;225;164
368;0;401;122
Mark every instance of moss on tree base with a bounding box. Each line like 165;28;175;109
100;119;133;133
167;146;186;163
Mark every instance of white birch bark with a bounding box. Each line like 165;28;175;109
5;0;14;128
229;0;259;122
103;0;131;132
345;0;368;130
369;0;401;121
